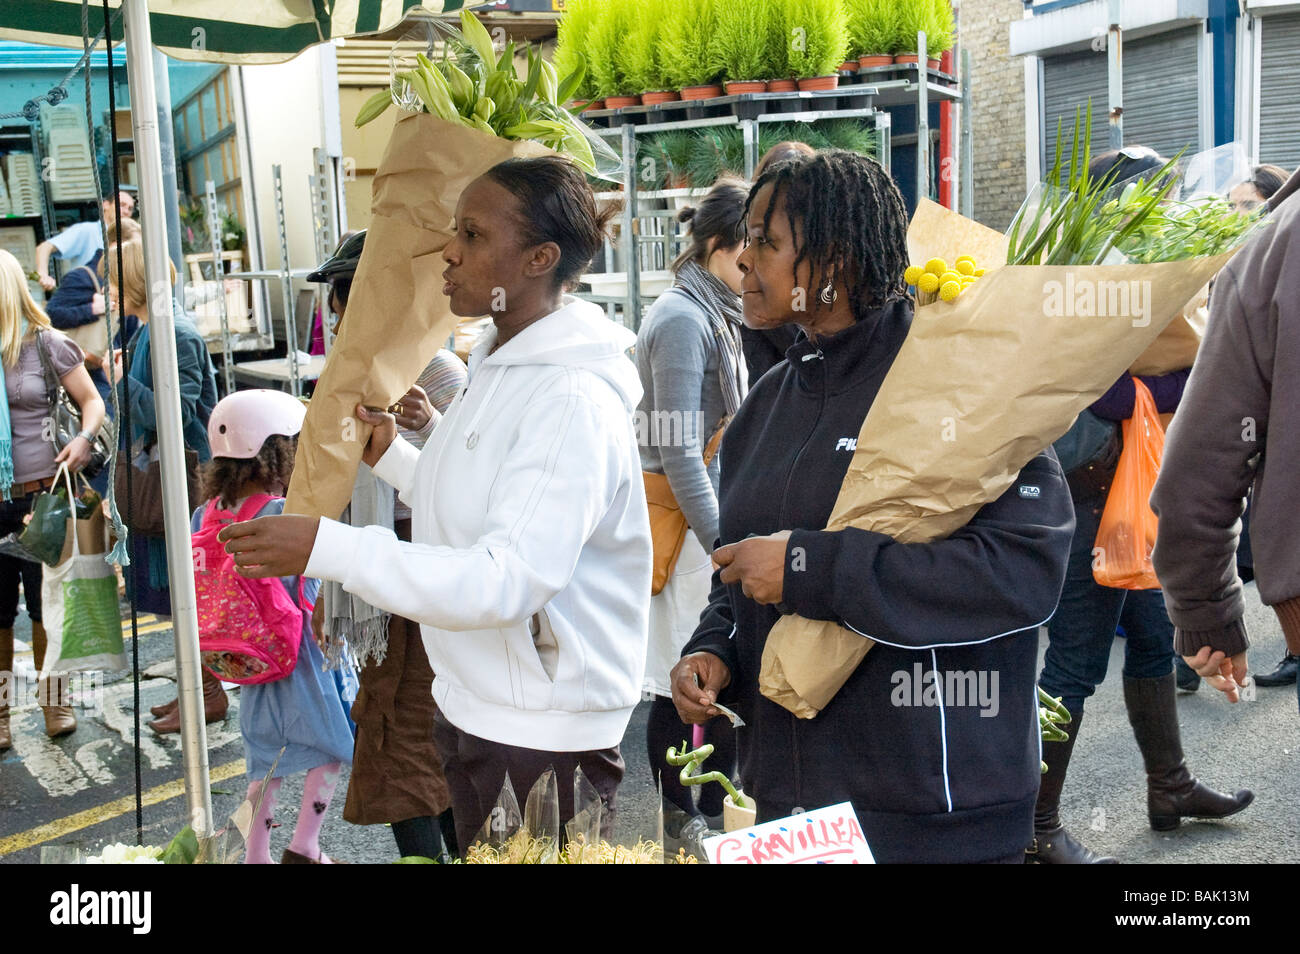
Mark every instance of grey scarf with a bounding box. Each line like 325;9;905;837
321;463;393;669
673;260;748;415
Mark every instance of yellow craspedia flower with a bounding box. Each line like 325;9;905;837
924;257;947;276
917;272;940;294
939;271;961;287
904;265;925;285
939;280;961;302
973;267;985;277
955;255;976;269
955;259;976;276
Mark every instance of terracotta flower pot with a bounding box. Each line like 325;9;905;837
766;78;797;92
586;99;605;110
839;60;859;73
858;54;893;68
928;57;941;70
894;53;920;65
641;90;681;105
604;94;642;109
724;80;767;95
797;75;839;91
680;84;723;100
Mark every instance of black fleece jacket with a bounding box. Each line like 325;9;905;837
682;298;1075;863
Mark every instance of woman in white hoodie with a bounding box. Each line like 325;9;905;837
220;156;651;852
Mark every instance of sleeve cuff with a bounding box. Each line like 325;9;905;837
1174;618;1250;657
304;517;359;584
371;434;420;498
781;529;843;621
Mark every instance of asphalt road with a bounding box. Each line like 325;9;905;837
2;583;1296;864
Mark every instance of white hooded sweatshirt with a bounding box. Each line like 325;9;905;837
306;298;651;751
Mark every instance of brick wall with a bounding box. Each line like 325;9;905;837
959;0;1029;231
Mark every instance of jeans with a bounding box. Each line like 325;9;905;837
1039;487;1175;719
0;491;44;628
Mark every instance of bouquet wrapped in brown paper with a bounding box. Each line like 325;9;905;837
286;12;617;519
759;199;1237;718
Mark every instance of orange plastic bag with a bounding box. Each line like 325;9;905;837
1093;378;1165;589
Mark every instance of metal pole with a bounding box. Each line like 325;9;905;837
741;118;758;181
621;123;640;332
151;46;184;294
272;164;301;396
876;110;891;175
960;48;973;219
206;180;234;395
1108;0;1124;149
916;30;930;204
122;0;213;837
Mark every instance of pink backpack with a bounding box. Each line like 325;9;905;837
193;494;306;685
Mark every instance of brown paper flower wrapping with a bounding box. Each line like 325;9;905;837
759;203;1235;718
285;110;551;519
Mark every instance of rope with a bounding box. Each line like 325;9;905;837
0;8;122;121
85;0;144;845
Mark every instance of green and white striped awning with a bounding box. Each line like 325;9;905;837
0;0;476;64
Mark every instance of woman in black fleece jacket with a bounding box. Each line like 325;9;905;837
670;151;1075;864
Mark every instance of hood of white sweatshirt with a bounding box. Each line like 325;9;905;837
469;296;642;411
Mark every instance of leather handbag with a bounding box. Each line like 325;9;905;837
35;329;115;479
643;419;727;596
114;443;202;537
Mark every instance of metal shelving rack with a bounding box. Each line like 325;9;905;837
574;31;967;333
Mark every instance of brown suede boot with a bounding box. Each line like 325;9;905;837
0;628;13;751
31;622;77;739
149;668;228;734
150;697;179;718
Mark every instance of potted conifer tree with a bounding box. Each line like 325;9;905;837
591;0;642;108
553;0;603;108
718;0;774;94
660;0;725;100
783;0;849;91
847;0;897;68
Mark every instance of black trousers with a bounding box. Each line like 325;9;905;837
432;708;624;855
0;491;43;628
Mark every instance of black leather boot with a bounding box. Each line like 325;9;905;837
1123;672;1254;831
1025;711;1118;863
1254;653;1299;687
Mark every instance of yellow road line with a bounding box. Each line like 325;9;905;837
0;758;246;857
122;621;173;639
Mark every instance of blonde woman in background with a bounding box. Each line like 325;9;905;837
102;240;220;733
0;249;106;749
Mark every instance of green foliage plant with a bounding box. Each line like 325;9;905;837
782;0;849;80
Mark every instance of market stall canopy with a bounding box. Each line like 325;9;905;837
0;0;479;64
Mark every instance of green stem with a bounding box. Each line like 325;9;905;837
666;742;746;808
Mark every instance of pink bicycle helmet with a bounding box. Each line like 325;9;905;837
208;389;306;460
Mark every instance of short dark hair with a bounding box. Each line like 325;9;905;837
743;149;910;320
201;434;298;510
754;140;816;181
1250;163;1289;201
331;277;353;311
671;177;748;273
483;156;621;290
1087;146;1169;184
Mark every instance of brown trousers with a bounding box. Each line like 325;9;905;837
342;520;451;825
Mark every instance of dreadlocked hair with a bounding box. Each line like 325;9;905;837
743;149;910;321
201;434;298;511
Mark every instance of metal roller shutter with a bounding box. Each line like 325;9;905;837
1043;26;1201;168
1258;13;1300;170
